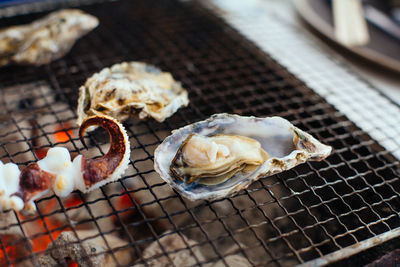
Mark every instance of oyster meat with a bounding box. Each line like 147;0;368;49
0;9;98;67
154;113;332;201
171;134;269;185
77;61;189;125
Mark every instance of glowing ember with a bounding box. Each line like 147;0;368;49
119;190;135;209
0;194;73;264
113;190;137;222
32;121;74;159
65;257;78;267
0;195;87;265
63;195;83;208
29;219;64;253
54;122;73;143
35;148;48;160
19;198;67;254
0;217;66;265
0;235;18;266
0;208;66;265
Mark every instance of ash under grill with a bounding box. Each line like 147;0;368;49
0;0;400;266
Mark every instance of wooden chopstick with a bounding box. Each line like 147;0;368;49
333;0;370;47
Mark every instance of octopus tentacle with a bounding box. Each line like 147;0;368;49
18;163;56;203
79;115;131;191
0;115;130;213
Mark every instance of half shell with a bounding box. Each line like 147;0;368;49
154;113;332;201
0;9;98;66
76;61;189;125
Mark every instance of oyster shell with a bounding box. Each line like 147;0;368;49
154;114;332;201
76;62;189;126
0;9;98;66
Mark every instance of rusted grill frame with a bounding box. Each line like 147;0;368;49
0;0;399;266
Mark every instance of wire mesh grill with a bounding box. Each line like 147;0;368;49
0;0;400;266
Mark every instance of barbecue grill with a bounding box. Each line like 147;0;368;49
0;0;400;266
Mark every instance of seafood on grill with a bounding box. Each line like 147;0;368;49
154;113;332;201
0;9;98;66
0;115;130;213
76;61;189;126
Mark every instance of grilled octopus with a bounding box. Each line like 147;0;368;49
0;115;130;212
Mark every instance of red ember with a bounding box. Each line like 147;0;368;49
54;122;73;143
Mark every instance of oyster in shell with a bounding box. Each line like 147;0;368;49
0;9;98;66
171;134;270;185
76;62;189;126
154;114;332;201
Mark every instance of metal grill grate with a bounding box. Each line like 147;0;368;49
0;0;399;266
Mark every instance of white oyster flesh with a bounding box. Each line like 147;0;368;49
76;61;189;126
171;134;269;185
0;9;99;66
154;113;332;201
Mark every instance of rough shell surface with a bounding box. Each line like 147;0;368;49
0;9;99;66
76;61;189;126
154;113;332;201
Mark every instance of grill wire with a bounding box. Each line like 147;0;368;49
0;0;400;266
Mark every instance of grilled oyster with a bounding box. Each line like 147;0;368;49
154;114;332;201
76;62;189;126
0;9;98;67
171;134;269;185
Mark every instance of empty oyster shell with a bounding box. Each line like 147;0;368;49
154;114;332;201
76;62;189;126
0;9;99;66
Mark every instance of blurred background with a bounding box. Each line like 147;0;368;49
211;0;400;103
1;0;398;102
